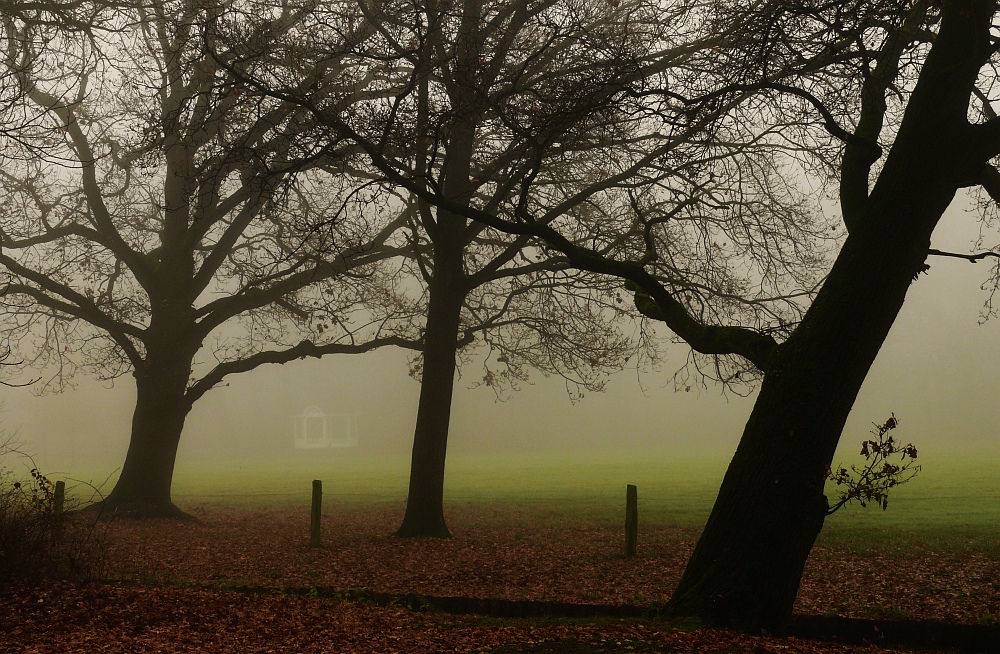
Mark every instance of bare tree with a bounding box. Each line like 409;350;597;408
212;0;653;537
0;0;417;516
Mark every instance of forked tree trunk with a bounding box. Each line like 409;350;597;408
396;244;466;538
666;1;991;630
98;341;196;518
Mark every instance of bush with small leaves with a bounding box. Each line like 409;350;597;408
825;413;920;515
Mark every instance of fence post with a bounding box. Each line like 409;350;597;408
53;480;65;517
625;484;637;558
310;479;322;547
53;480;66;538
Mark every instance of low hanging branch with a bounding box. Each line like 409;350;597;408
825;414;920;515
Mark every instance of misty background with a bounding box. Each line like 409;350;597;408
5;196;999;480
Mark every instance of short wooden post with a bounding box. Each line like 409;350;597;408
53;480;66;538
310;480;322;547
625;484;637;558
53;480;65;517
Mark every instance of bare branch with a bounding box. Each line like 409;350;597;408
927;248;1000;263
186;335;421;404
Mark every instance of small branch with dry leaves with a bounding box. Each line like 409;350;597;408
826;413;920;515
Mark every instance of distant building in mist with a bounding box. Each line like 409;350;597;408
293;406;359;449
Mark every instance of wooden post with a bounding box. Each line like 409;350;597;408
310;479;322;547
53;480;66;538
625;484;637;558
53;480;65;518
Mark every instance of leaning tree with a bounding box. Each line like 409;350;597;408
386;0;1000;630
0;0;418;516
212;0;657;537
243;0;1000;630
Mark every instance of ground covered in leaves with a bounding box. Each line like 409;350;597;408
2;502;995;652
2;581;928;654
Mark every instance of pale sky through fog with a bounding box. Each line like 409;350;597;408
3;194;1000;477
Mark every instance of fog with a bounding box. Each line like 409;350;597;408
5;197;1000;479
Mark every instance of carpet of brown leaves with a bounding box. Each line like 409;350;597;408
1;502;994;652
2;582;921;653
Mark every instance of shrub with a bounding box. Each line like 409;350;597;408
0;438;105;583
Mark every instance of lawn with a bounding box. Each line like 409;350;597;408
145;448;1000;550
53;445;1000;563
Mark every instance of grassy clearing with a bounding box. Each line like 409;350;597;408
61;448;1000;554
161;450;728;527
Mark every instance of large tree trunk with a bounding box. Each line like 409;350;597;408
666;1;993;630
396;243;466;538
665;226;931;628
98;337;196;519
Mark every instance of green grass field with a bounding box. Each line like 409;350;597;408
56;447;1000;554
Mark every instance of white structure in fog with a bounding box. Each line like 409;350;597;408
293;406;359;449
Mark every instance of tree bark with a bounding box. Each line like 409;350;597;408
395;242;466;538
97;331;196;518
666;0;995;630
